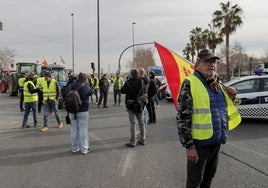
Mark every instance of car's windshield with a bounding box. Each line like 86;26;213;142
21;65;36;74
50;69;68;82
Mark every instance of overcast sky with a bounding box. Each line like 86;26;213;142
1;0;267;74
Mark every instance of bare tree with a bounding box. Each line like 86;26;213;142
0;47;16;69
132;47;155;70
230;41;246;77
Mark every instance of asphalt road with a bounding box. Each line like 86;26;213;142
0;91;267;188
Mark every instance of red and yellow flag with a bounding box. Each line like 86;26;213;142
41;57;48;66
60;55;66;64
155;42;194;109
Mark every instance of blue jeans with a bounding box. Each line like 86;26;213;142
143;108;148;128
155;94;159;105
69;112;89;153
44;100;62;127
23;102;38;127
127;110;146;145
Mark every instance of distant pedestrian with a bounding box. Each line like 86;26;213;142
18;72;26;112
90;74;99;104
138;68;149;128
113;72;124;106
21;73;40;128
36;72;45;113
121;69;146;147
40;72;63;132
98;74;110;108
146;71;158;124
69;72;94;155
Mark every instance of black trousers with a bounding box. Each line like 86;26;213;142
93;89;99;102
98;90;108;107
146;97;156;123
113;89;121;104
38;90;43;112
186;145;221;188
19;89;24;111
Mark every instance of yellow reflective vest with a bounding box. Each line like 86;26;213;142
91;76;99;89
43;79;57;101
23;81;38;103
18;77;26;88
114;77;124;90
36;76;45;88
188;75;241;140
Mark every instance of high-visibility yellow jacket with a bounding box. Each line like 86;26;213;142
113;77;124;90
36;76;45;88
188;75;241;140
91;76;99;89
43;79;57;101
18;77;26;88
23;81;38;103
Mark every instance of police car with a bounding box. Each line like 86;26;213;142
165;84;172;101
225;73;268;120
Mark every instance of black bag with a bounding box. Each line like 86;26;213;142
65;84;84;113
132;100;143;114
126;80;148;114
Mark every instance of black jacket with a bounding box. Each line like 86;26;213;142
120;77;143;104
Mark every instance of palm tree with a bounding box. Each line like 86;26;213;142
183;42;195;63
207;23;224;53
212;1;243;81
189;27;204;54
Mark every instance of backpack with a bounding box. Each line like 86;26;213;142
64;84;84;114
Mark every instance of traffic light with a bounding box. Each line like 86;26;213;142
91;62;95;70
0;21;3;31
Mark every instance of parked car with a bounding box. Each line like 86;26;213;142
155;76;167;100
165;84;172;101
225;74;268;120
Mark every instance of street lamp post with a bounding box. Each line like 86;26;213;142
97;0;100;79
71;13;75;75
132;22;136;67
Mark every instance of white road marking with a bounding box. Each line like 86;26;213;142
120;150;136;177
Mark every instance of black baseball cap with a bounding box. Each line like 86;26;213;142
198;49;220;60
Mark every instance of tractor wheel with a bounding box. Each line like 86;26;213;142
0;79;7;93
9;74;18;96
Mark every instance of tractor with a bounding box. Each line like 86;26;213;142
7;62;38;96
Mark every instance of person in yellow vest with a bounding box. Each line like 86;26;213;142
113;72;124;106
18;72;27;112
40;72;63;132
21;73;40;128
176;49;241;188
90;74;99;104
36;73;46;113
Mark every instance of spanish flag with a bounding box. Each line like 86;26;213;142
155;42;194;109
42;57;48;66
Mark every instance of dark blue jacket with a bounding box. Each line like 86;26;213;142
72;80;94;112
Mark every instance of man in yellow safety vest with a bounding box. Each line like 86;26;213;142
21;73;40;128
40;72;63;132
176;49;241;188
